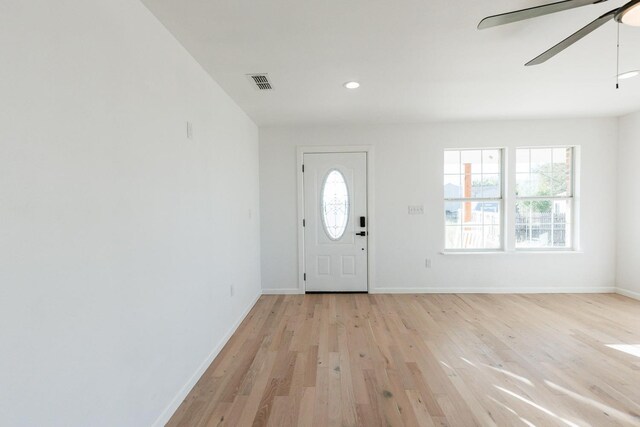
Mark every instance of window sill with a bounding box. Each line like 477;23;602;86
440;250;506;255
514;249;583;254
440;250;583;255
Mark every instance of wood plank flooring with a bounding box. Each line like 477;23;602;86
167;294;640;426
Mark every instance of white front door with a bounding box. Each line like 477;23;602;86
303;152;368;292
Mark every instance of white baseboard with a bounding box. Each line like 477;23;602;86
616;287;640;301
262;288;304;295
152;291;262;427
260;286;616;295
369;286;616;294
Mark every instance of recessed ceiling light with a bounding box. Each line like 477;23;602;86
618;70;640;80
344;81;360;89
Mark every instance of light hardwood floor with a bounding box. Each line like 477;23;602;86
168;294;640;426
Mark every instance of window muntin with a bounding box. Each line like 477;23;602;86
321;170;349;240
515;147;574;249
444;149;503;250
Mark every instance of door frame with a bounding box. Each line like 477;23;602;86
297;145;375;293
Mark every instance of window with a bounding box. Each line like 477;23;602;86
321;169;349;240
444;149;503;250
515;147;574;249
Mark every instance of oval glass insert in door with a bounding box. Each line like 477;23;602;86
321;170;350;240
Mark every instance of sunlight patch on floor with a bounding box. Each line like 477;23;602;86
483;364;534;386
545;380;640;425
495;385;581;427
487;395;537;426
440;361;453;370
460;357;476;367
607;344;640;358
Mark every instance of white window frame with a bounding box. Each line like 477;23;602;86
514;146;577;252
443;148;505;253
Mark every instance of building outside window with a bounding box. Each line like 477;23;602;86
515;147;574;249
444;149;503;251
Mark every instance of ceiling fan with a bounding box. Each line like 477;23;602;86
478;0;640;65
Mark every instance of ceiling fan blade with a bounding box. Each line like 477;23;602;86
478;0;608;30
525;9;617;66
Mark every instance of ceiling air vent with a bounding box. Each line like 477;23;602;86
247;73;273;91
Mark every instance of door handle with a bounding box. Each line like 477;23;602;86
356;231;367;236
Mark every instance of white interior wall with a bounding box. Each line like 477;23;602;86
260;119;618;294
0;1;261;426
616;111;640;300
